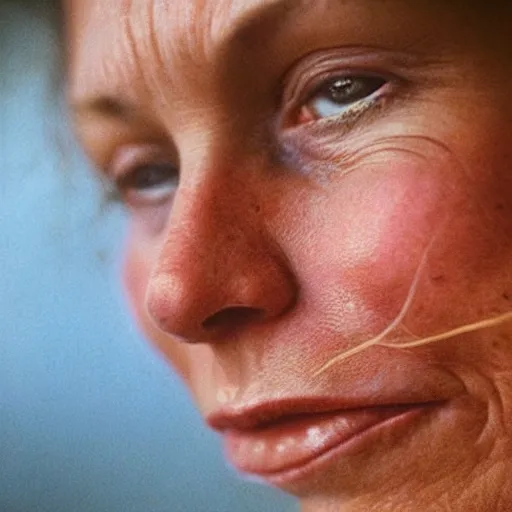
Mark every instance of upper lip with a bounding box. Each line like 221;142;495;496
206;396;445;432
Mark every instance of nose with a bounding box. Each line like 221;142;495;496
145;169;297;343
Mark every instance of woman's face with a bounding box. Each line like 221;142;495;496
67;1;512;510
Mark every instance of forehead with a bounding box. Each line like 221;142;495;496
67;0;290;46
66;0;306;102
66;0;300;68
66;0;506;113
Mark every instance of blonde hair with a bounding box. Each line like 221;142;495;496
315;231;512;377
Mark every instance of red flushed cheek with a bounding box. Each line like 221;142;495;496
293;152;452;345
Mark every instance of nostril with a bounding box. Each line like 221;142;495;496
202;306;265;331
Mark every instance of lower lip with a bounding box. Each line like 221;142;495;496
224;404;437;486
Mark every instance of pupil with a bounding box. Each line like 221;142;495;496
134;164;171;189
138;169;160;187
326;76;385;105
329;78;356;103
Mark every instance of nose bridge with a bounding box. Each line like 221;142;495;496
149;168;240;315
159;141;255;273
156;125;249;268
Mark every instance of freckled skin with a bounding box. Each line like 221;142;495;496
67;1;512;510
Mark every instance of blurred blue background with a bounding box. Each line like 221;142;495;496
0;2;296;511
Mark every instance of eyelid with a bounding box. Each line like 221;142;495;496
280;47;414;119
280;75;395;134
105;143;179;212
282;46;419;95
108;144;173;181
285;69;396;116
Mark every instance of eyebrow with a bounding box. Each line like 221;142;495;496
70;95;136;120
221;0;309;49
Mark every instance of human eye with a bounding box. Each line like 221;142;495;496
296;74;389;125
278;49;405;134
109;146;179;210
116;162;178;206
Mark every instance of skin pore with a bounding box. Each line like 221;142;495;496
66;1;512;511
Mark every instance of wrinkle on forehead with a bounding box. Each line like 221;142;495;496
68;0;300;115
147;0;305;74
68;0;309;112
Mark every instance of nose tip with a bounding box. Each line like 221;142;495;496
145;250;296;343
145;273;203;341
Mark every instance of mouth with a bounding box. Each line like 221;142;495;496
208;400;443;486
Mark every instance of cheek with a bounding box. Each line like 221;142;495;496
287;143;466;339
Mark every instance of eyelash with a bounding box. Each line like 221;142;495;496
284;71;395;131
109;160;179;209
